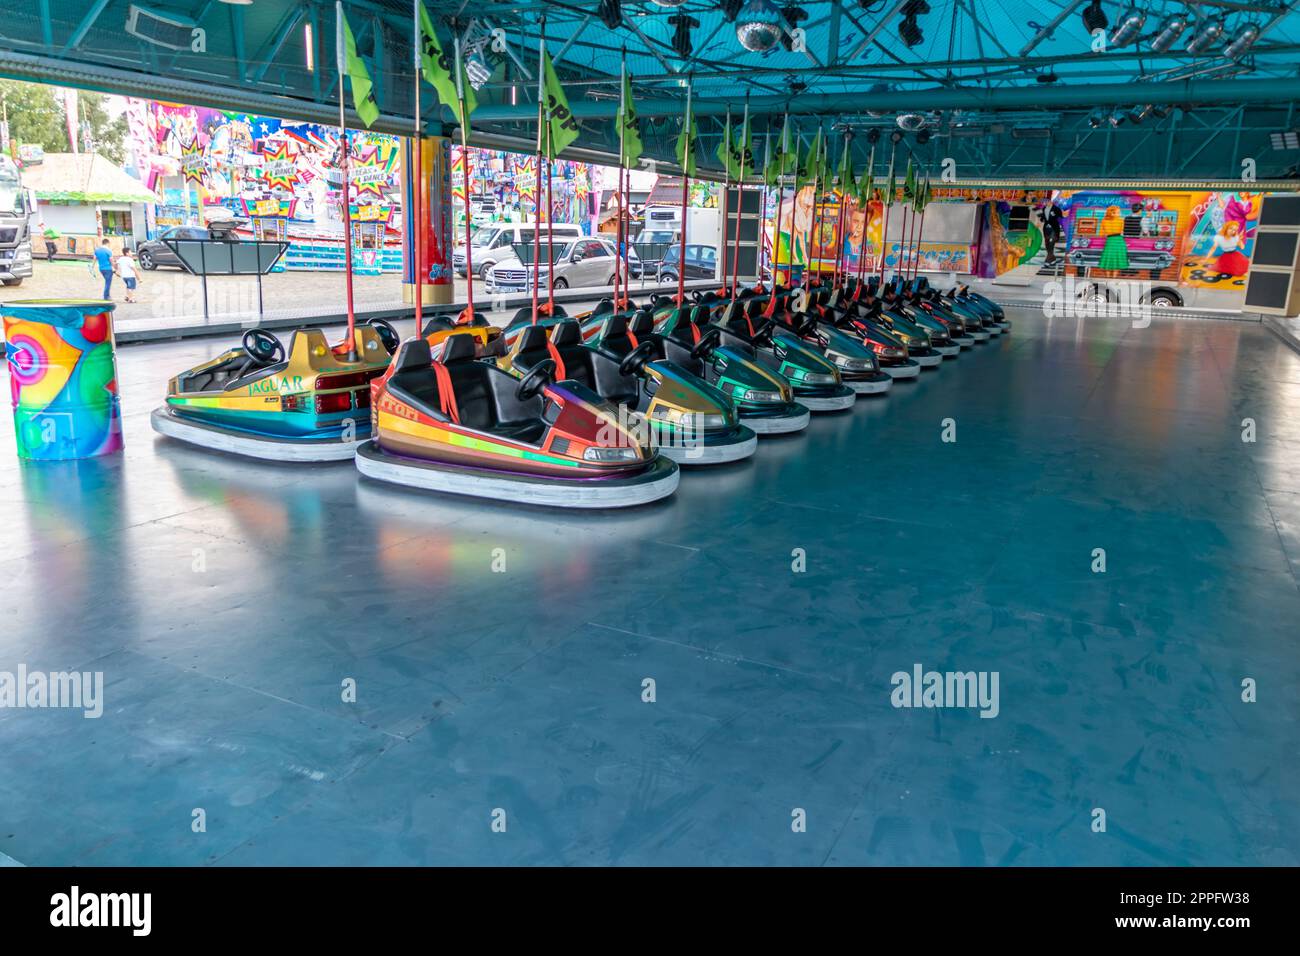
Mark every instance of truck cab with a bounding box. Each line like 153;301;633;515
0;155;34;287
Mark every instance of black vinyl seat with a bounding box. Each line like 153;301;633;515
549;320;639;408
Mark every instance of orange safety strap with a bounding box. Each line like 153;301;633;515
545;340;567;380
626;330;639;348
432;362;460;424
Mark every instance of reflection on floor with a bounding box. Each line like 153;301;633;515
1;309;1298;866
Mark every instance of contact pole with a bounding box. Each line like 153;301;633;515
335;2;357;360
454;36;474;320
676;84;692;307
411;0;423;337
531;31;545;324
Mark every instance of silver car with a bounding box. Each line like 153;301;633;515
486;236;638;293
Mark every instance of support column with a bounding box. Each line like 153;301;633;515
402;132;454;306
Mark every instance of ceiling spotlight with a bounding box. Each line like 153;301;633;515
1109;7;1146;48
866;127;881;143
1149;14;1187;52
898;0;929;48
1224;23;1261;60
1129;104;1157;124
1081;0;1108;34
735;0;783;52
1087;112;1105;128
1036;71;1059;83
779;5;809;51
788;77;808;95
668;14;698;57
1185;19;1224;54
889;129;904;143
597;0;622;30
916;128;931;144
1107;110;1127;127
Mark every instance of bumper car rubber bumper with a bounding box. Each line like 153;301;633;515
932;342;961;357
795;384;857;411
739;403;811;434
653;425;759;465
844;371;893;395
355;441;680;508
882;360;922;379
910;349;943;367
151;406;366;462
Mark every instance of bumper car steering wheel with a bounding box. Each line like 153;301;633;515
239;329;285;376
367;318;401;354
516;358;557;402
691;326;721;360
618;341;657;377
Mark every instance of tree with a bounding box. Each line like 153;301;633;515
0;79;128;164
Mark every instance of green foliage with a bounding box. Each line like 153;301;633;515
0;80;127;164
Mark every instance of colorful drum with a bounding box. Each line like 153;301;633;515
2;300;123;460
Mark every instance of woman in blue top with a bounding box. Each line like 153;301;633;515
93;239;114;299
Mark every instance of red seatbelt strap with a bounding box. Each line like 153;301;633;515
545;340;567;381
432;362;460;424
689;322;700;344
626;330;639;348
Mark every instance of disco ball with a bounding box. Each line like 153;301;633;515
736;0;783;53
896;112;928;132
649;0;688;7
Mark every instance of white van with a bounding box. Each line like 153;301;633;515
454;222;584;279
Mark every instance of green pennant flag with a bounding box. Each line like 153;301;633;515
808;128;824;187
338;10;379;128
762;131;778;187
858;146;876;205
716;110;735;177
884;148;897;204
417;3;476;127
541;49;579;158
616;64;642;167
675;88;698;177
839;140;856;198
731;106;753;180
778;114;794;175
902;159;916;202
793;134;810;193
915;170;932;213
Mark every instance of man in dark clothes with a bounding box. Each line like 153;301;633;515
1041;202;1064;265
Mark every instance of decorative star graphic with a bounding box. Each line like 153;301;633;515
258;140;299;192
180;137;206;186
349;143;387;199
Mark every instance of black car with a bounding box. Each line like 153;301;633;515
137;222;243;271
657;243;718;285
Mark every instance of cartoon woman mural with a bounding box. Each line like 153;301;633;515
1209;220;1250;276
791;185;815;266
1097;205;1129;270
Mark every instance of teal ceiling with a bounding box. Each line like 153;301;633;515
2;1;1299;180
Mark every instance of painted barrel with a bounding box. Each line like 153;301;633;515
2;300;123;460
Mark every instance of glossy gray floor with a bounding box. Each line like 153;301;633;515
2;310;1298;866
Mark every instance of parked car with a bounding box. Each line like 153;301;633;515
657;243;719;285
453;222;583;279
137;222;243;271
486;236;638;293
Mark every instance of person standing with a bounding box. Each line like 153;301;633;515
1042;202;1064;265
94;239;114;300
116;248;139;303
40;221;61;262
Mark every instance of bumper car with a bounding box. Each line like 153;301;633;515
940;281;1011;333
764;290;893;395
651;306;810;434
715;299;857;411
151;320;398;461
356;334;679;509
423;309;508;358
501;317;757;466
806;292;921;380
875;280;961;358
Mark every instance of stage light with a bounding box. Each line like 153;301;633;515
866;127;881;143
1149;14;1187;52
890;129;904;143
736;0;783;52
598;0;622;30
1081;0;1108;34
916;128;931;144
1107;110;1126;127
1224;23;1261;60
668;14;698;57
1185;19;1224;54
779;5;809;51
1109;8;1146;48
1129;104;1157;124
1087;112;1105;128
898;0;929;49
